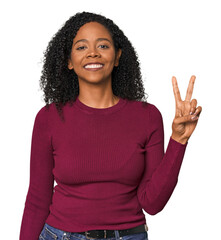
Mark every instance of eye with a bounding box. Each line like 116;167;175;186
99;45;109;49
76;46;87;50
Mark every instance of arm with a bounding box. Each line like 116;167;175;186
19;107;54;240
137;105;188;215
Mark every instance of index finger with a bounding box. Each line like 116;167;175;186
172;76;182;102
185;75;196;101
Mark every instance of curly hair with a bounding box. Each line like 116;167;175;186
39;11;148;121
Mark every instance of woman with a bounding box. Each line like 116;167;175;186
19;11;202;240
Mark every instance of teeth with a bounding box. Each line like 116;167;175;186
85;64;103;69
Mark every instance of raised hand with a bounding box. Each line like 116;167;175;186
171;75;202;144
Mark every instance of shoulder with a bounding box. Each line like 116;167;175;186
34;102;56;123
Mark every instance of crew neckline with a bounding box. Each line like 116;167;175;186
74;96;127;115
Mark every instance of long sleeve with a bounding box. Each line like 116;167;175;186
19;107;54;240
17;98;188;232
137;104;188;215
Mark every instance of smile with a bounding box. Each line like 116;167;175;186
84;64;104;71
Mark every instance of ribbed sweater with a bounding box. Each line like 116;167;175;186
19;96;188;240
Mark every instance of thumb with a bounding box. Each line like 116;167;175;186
174;114;199;124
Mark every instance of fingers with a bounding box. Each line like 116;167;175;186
174;105;202;124
190;106;201;121
172;76;182;103
190;99;197;115
185;75;196;101
192;106;202;118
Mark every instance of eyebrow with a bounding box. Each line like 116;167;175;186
73;38;112;46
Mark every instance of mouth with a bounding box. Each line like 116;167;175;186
84;63;104;71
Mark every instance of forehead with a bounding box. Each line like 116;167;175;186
74;22;112;39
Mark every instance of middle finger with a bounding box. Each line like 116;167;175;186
185;75;196;101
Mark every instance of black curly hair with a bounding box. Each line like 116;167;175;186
39;11;148;121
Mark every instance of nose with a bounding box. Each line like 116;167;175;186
86;47;101;58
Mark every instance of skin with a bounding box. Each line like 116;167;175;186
171;75;202;144
68;21;122;108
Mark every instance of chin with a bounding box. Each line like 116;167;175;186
79;76;111;84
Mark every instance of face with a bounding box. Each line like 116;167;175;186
68;22;122;84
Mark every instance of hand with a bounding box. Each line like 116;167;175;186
171;75;202;144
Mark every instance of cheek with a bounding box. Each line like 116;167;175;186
104;52;116;65
71;54;83;68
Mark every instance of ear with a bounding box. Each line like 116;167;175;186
114;48;122;67
68;59;73;70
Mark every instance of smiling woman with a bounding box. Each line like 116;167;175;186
68;22;122;86
34;11;146;120
19;11;201;240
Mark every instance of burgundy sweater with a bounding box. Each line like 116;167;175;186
19;96;188;240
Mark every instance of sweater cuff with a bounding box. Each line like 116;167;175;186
169;136;188;147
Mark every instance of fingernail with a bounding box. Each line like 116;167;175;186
190;111;193;115
191;115;198;120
